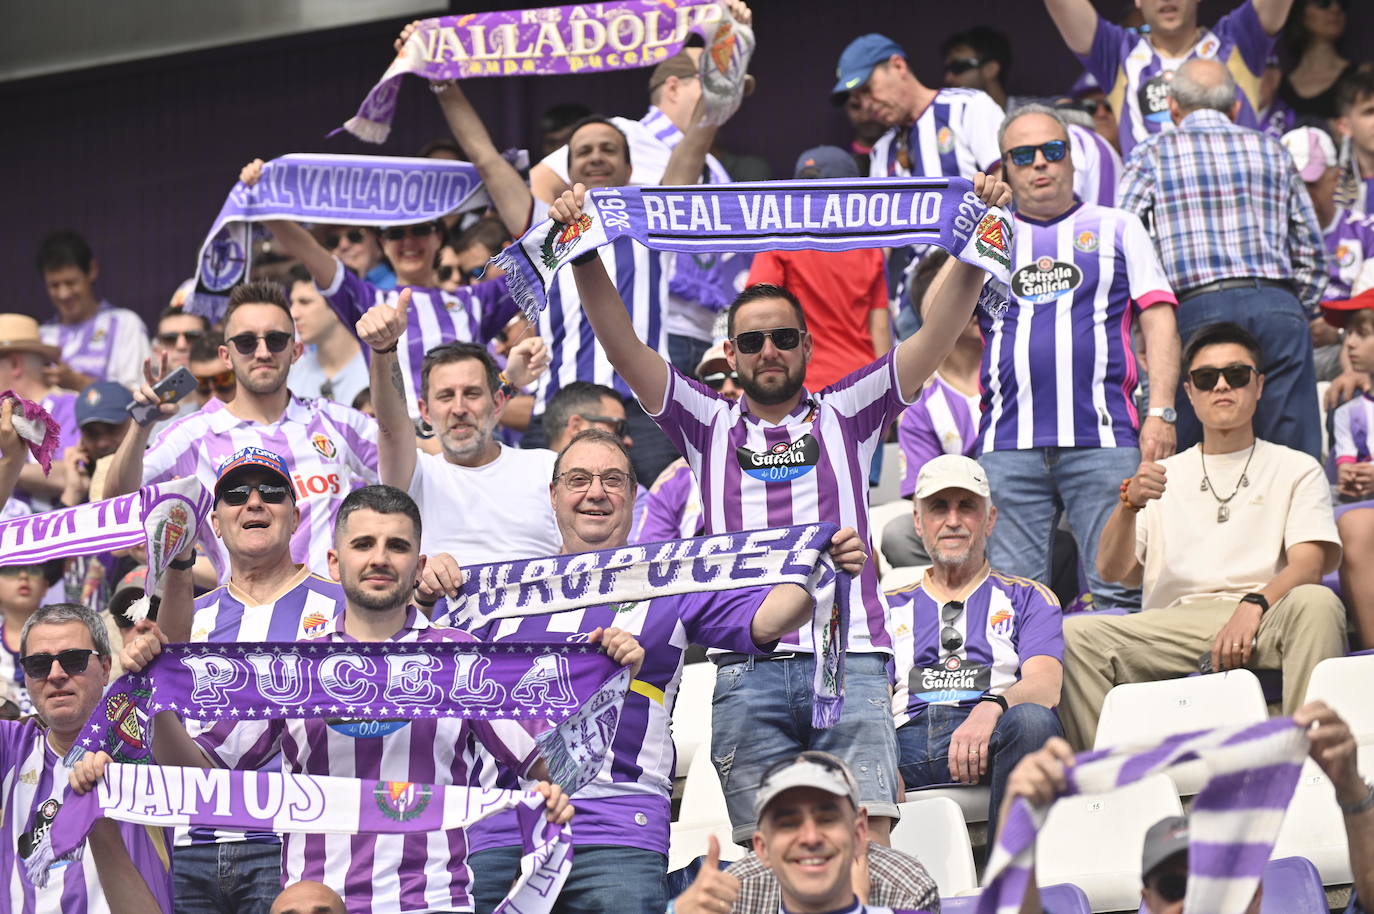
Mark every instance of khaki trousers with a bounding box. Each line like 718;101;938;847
1059;584;1347;750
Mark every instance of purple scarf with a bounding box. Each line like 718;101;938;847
341;0;753;143
0;391;60;474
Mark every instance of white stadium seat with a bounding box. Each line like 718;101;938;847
667;821;745;873
890;797;979;896
868;497;913;577
1271;752;1374;886
677;743;731;827
881;565;929;593
902;784;991;826
1302;654;1374;745
672;661;716;778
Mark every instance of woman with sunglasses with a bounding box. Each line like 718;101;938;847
1279;0;1356;122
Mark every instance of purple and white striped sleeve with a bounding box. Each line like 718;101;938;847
319;255;376;331
194;718;285;770
819;350;911;435
141;415;201;485
649;365;729;464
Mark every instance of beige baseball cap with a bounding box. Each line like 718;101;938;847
913;454;991;500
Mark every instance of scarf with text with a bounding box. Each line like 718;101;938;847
437;524;849;729
342;0;752;143
977;718;1308;914
38;765;571;914
189;154;494;322
0;477;209;619
493;177;1014;324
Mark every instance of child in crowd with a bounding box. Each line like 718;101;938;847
1327;290;1374;501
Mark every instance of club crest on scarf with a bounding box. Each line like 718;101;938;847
974;212;1012;271
541;214;594;270
374;780;432;822
200;227;248;292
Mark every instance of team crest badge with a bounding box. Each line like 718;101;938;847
989;607;1015;635
1197;34;1220;58
540;214;594;271
374;781;432;822
973;212;1012;271
107;693;144;750
937;126;955;154
1336;244;1355;267
302;611;329;637
1074;230;1099;253
311;433;337;459
156;504;191;564
709;21;736;75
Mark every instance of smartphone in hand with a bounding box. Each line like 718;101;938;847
127;367;198;426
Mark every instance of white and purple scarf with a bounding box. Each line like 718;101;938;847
492;177;1014;324
0;391;60;475
342;0;752;143
439;524;849;729
977;718;1308;914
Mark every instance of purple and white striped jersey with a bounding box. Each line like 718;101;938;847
632;458;704;543
869;88;1004;179
39;301;151;390
1325;208;1374;301
320;256;519;421
651;352;915;654
1;392;79;520
1069;122;1123;208
195;607;539;914
182;568;347;848
1333;394;1374;465
897;374;981;499
141;395;379;580
455;588;767;855
0;719;174;913
0;628;32;717
1080;2;1275;160
887;569;1063;727
977;202;1176;453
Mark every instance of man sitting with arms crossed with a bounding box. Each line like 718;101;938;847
1061;322;1346;749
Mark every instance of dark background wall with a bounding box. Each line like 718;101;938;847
2;0;1369;325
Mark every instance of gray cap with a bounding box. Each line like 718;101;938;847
753;751;861;820
1141;815;1190;877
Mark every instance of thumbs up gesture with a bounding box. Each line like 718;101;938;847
675;835;740;914
357;287;411;354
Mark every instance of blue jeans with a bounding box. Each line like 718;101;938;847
469;844;667;914
897;703;1063;846
980;446;1143;610
1174;284;1321;459
710;653;899;843
173;842;281;914
668;334;712;378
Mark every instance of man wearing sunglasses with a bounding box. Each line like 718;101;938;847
106;281;380;583
887;455;1064;845
1061;322;1344;750
979;104;1180;614
1;601;173;911
940;26;1018;113
150;306;213;425
552;171;1013;844
189;330;236;408
1044;0;1291;160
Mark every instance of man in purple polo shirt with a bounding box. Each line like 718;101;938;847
547;172;1011;843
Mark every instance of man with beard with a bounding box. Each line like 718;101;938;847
98;485;589;914
104;281;379;580
548;173;1012;842
359;290;561;564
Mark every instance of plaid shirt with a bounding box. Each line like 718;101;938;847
724;842;941;913
1118;109;1328;311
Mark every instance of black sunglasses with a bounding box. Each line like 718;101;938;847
156;329;205;347
732;328;802;355
437;264;485;286
1056;97;1111;116
944;57;983;75
20;648;97;680
382;223;439;242
0;565;44;578
941;600;966;654
701;370;739;391
1004;140;1068;167
579;414;628;438
325;228;369;249
218;482;293;506
227;331;293;355
1148;871;1187;904
1188;364;1255;391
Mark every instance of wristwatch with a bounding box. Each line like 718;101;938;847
979;693;1008;712
1239;592;1270;614
169;550;197;572
1146;407;1177;423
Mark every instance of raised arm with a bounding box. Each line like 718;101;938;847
1137;304;1181;462
238;159;339;289
1253;0;1297;35
750;527;866;644
1043;0;1100;56
356;289;419;489
1097;460;1165;588
0;400;21;507
103;354;183;498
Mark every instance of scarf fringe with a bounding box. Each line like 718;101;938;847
491;248;540;325
24;829;84;888
343;116;391;145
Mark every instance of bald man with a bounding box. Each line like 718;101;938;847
1118;56;1327;460
270;882;345;914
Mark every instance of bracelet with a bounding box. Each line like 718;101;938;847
1339;781;1374;815
570;251;598;266
498;371;518;396
1239;592;1270;614
979;693;1008;712
1119;479;1143;512
169;550;197;571
372;343;398;354
429;79;457;94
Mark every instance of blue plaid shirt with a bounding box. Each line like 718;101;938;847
1118;109;1328;311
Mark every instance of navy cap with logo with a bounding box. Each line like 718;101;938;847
214;446;295;501
794;146;860;180
832;33;905;103
75;382;134;427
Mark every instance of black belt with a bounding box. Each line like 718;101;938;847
711;652;804;666
1177;277;1293;304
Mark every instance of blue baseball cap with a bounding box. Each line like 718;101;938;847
75;382;134;427
215;446;295;501
795;146;860;180
832;33;905;103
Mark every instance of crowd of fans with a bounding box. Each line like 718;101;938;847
1;0;1374;912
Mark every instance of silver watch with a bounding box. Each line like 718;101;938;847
1146;406;1177;423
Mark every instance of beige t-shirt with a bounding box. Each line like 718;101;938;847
1135;440;1341;610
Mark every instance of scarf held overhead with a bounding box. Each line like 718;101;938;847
493;177;1014;324
977;718;1308;914
38;767;572;914
342;0;753;143
437;523;850;729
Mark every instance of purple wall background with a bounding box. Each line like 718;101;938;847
1;0;1368;326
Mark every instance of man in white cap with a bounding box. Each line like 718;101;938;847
886;454;1064;842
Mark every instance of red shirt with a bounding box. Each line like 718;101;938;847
747;248;888;391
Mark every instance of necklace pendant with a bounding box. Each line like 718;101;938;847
1217;504;1230;523
1200;478;1210;492
1240;474;1249;487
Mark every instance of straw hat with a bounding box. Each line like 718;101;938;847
0;314;60;361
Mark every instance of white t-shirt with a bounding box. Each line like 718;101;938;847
407;444;562;564
1135;440;1341;610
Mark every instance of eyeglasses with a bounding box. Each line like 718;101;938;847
944;57;983;75
701;370;739;391
325;228;369;249
941;600;966;654
554;469;631;492
381;223;439;242
1188;364;1256;391
0;565;43;579
156;329;205;347
218;482;292;506
20;648;97;680
195;369;235;395
579;414;628;438
437;264;485;286
1004;140;1068;167
1148;871;1187;904
732;328;803;355
227;331;293;355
